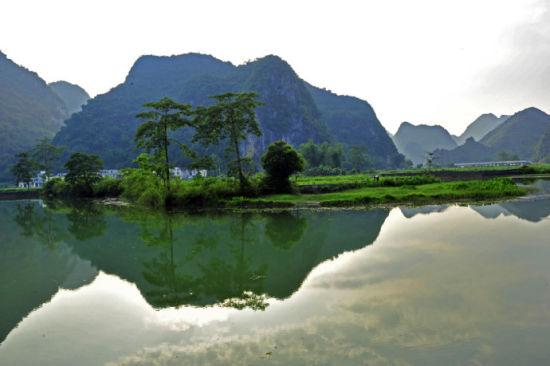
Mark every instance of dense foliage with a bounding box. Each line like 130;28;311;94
261;141;304;193
193;92;262;190
64;152;103;195
10;152;35;186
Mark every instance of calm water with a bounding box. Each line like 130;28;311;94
1;184;550;365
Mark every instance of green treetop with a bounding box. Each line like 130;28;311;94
136;98;193;189
31;137;64;178
65;152;103;195
11;152;36;186
193;92;262;191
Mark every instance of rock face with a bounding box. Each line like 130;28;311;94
53;53;403;169
456;113;509;145
49;81;90;116
0;51;70;179
434;107;550;164
392;122;457;165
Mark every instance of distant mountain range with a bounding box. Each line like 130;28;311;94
53;53;404;169
0;51;89;179
453;113;509;145
435;107;550;164
392;122;457;165
1;49;549;180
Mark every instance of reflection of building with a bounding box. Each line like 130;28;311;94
170;167;208;180
454;160;531;168
100;169;121;179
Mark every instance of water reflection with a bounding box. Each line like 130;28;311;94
1;200;389;342
1;191;550;365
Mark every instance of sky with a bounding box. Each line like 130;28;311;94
1;0;548;135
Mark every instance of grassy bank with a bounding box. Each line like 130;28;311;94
232;178;527;208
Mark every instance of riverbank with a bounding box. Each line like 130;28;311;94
1;172;541;210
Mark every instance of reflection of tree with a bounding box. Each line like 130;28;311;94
198;214;268;310
264;211;308;249
141;215;198;308
138;212;269;310
13;202;67;249
66;201;107;241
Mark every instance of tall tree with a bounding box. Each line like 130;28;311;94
11;152;35;187
31;137;63;178
65;152;103;195
135;98;193;189
193;92;262;190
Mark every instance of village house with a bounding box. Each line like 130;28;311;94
170;167;208;180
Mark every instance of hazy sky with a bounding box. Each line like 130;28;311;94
1;0;548;134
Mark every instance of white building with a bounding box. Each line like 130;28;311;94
170;167;208;180
100;169;121;179
18;171;46;189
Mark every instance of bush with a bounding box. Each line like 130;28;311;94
303;165;346;176
261;141;304;193
93;177;123;197
43;178;71;197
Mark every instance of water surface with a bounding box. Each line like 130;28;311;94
1;189;550;365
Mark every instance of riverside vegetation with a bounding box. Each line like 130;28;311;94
7;92;538;209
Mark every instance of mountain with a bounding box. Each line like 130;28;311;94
53;53;403;169
49;81;90;115
434;137;496;164
433;107;550;164
455;113;509;145
0;51;70;180
480;107;550;159
534;128;550;162
392;122;457;165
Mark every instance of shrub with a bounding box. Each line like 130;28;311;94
43;178;71;197
261;141;304;193
93;177;123;197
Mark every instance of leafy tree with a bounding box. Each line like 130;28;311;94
11;152;35;187
136;98;193;189
193;92;262;191
261;141;304;192
31;137;63;178
65;152;103;195
299;140;323;167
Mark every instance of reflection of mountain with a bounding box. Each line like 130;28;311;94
67;208;390;308
4;199;389;340
400;205;450;218
472;198;550;223
0;201;98;344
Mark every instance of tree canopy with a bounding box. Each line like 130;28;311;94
64;152;103;195
193;92;262;190
261;141;304;193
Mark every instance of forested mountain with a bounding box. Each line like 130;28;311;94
49;81;90;115
480;107;550;159
0;51;71;179
534;129;550;162
434;107;550;164
455;113;509;145
53;53;403;169
434;137;496;164
392;122;457;164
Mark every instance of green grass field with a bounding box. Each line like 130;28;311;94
233;178;526;208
